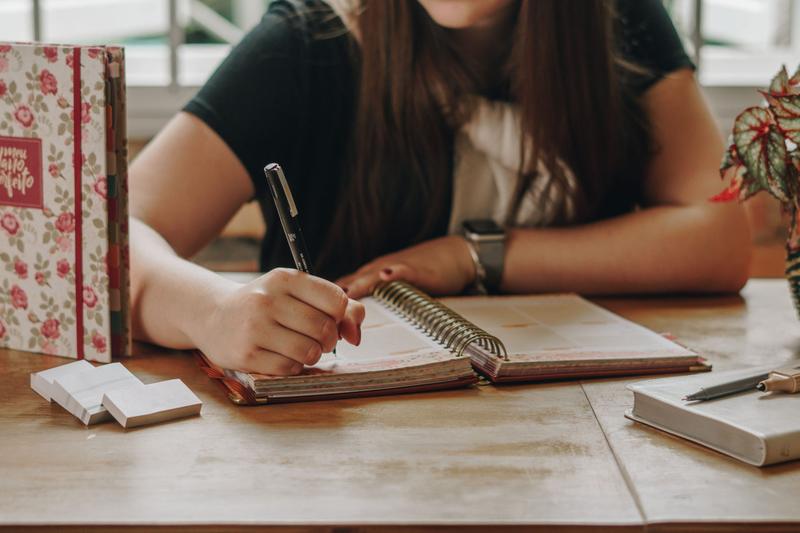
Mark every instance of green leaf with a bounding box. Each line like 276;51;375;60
768;65;800;95
766;93;800;144
779;117;800;144
0;253;8;262
790;65;800;89
733;107;790;202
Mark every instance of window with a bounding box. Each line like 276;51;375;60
0;0;269;136
667;0;800;85
3;0;798;137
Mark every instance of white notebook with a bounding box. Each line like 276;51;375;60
626;364;800;466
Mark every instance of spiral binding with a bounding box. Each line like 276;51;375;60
373;281;508;360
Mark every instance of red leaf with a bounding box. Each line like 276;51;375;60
710;181;740;202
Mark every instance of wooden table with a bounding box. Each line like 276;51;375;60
1;279;798;532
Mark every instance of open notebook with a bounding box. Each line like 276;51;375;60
199;280;707;405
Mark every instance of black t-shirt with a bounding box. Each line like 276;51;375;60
183;0;693;280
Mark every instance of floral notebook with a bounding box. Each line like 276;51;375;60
0;43;130;362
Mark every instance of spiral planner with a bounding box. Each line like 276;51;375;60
197;281;707;405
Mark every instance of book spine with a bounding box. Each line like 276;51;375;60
763;431;800;466
104;47;130;357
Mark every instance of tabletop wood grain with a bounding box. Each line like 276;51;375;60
586;280;800;533
0;279;798;532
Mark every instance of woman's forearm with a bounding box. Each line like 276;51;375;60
129;217;240;349
502;203;751;295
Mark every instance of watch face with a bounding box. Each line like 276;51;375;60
464;219;503;235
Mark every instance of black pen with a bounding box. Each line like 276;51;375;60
264;163;336;357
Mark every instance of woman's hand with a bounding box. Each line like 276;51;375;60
191;268;365;376
336;235;477;300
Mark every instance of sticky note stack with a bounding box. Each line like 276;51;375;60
30;360;94;402
50;362;141;425
102;379;202;428
31;361;202;428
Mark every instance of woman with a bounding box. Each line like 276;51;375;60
129;0;751;376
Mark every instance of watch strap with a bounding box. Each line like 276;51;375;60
478;237;504;292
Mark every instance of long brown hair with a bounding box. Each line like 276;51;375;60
319;0;650;276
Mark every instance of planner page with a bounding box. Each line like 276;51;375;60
441;294;695;362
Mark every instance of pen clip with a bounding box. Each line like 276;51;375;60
270;164;298;217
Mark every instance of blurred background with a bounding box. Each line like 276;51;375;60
1;0;793;274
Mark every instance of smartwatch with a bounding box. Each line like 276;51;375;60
461;219;506;293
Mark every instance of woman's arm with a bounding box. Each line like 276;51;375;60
130;113;363;375
502;69;750;294
340;69;751;297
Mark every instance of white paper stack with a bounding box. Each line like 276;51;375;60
31;362;202;428
50;362;142;425
102;379;202;428
30;360;94;402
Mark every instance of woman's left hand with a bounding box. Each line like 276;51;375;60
336;235;477;300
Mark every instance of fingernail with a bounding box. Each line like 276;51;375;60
382;268;393;276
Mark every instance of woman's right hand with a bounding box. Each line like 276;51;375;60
192;268;365;376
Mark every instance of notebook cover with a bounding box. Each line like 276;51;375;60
487;360;711;383
194;351;477;405
0;43;129;361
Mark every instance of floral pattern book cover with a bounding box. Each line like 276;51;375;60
0;43;130;362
